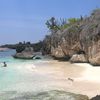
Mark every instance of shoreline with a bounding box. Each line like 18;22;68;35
0;58;100;98
0;47;9;51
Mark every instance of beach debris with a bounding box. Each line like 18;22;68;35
67;78;74;82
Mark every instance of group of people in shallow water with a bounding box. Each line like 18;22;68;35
0;62;7;67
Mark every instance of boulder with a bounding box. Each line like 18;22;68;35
13;52;34;59
89;53;100;66
13;47;34;59
70;54;88;63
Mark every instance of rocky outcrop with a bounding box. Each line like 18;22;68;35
13;47;34;59
24;90;89;100
51;46;65;58
70;54;88;63
89;53;100;66
90;95;100;100
43;9;100;65
80;9;100;65
13;52;34;59
32;90;89;100
0;90;89;100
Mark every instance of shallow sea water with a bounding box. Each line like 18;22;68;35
0;49;85;100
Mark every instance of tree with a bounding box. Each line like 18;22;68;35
16;42;25;53
46;17;60;32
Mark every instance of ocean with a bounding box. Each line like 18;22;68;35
0;49;58;99
0;49;95;99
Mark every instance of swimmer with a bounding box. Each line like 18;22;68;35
3;62;7;67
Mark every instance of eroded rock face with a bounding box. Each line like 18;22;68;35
80;9;100;65
70;54;88;63
89;52;100;66
60;25;81;57
43;9;100;65
51;46;65;58
49;25;81;59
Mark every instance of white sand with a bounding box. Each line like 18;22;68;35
28;61;100;98
75;63;100;82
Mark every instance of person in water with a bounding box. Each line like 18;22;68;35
3;62;7;67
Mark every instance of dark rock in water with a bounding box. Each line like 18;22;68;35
13;47;34;59
13;53;34;59
0;90;89;100
90;95;100;100
34;57;41;59
53;55;70;61
70;54;88;63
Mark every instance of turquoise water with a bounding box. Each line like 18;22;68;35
0;50;53;93
0;50;20;90
0;49;69;99
0;50;36;91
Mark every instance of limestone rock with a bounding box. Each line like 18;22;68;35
89;53;100;66
13;47;34;59
42;9;100;65
70;54;88;63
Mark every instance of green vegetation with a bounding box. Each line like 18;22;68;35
46;17;80;32
16;43;25;53
45;17;61;32
32;41;43;52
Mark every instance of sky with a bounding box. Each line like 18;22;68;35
0;0;100;45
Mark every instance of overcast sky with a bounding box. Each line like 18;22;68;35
0;0;100;45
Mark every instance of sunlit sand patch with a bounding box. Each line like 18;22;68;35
74;63;100;82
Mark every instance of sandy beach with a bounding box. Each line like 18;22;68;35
26;60;100;98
